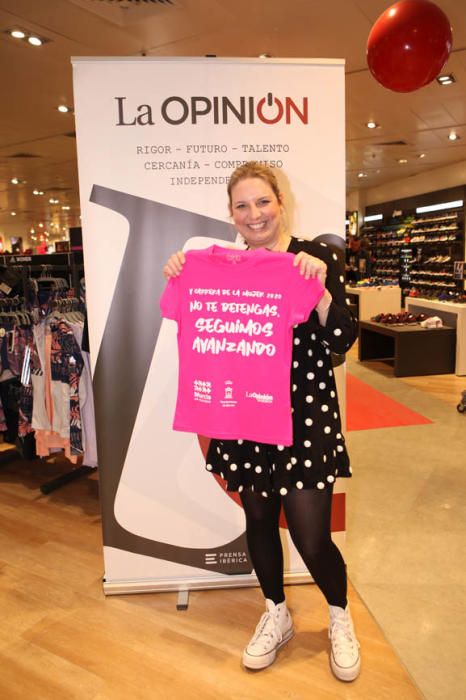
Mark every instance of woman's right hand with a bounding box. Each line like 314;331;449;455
163;251;186;279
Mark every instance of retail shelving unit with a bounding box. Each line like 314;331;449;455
405;298;466;376
362;185;465;301
358;320;456;377
363;218;407;286
0;250;93;493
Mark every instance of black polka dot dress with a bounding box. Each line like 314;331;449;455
205;237;358;495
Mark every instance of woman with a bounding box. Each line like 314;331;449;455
163;162;360;682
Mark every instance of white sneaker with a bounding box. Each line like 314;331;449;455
242;599;294;670
329;604;361;682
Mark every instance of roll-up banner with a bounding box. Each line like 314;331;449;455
72;57;346;594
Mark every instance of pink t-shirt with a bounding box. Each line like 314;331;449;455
160;245;324;445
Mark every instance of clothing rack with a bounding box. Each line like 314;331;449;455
0;251;85;299
39;465;97;495
0;252;97;494
0;445;97;494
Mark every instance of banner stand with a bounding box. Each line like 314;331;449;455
72;56;346;595
103;572;313;597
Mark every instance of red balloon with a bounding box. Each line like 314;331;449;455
367;0;453;92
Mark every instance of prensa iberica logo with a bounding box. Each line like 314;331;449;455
204;551;248;566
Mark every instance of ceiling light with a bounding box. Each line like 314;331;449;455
38;223;44;228
437;74;455;85
418;153;426;158
366;120;378;129
358;172;367;178
61;205;70;210
364;214;383;222
30;228;35;234
398;158;408;164
6;29;50;46
448;132;459;141
416;199;463;214
259;53;272;58
57;105;70;113
10;212;16;216
11;177;19;184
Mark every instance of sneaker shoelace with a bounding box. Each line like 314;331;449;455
250;612;283;647
331;618;359;655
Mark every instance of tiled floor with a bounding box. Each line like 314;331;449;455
345;356;466;700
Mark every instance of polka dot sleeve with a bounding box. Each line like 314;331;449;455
316;245;358;354
288;238;358;355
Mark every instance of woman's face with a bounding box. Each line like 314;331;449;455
230;177;283;249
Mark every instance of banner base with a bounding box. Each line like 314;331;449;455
103;571;312;596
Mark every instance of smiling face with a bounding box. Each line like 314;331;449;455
229;177;284;250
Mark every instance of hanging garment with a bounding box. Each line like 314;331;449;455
18;327;36;437
50;320;84;455
160;245;324;445
31;320;84;461
70;323;98;468
0;324;33;439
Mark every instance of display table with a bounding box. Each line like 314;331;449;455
358;320;456;377
345;285;401;320
406;298;466;376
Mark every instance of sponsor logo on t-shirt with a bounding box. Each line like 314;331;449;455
193;379;212;403
220;380;237;407
245;391;273;404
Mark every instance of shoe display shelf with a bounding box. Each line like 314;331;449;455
405;298;466;376
358;320;456;377
362;218;411;286
363;209;464;298
405;210;463;298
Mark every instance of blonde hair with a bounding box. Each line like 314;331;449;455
227;161;282;212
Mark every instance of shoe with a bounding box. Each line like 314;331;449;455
329;605;361;682
242;598;294;670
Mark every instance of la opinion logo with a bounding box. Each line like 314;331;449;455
115;93;309;126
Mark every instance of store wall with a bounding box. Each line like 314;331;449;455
360;159;466;207
0;220;31;244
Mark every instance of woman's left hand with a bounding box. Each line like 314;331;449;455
293;252;327;287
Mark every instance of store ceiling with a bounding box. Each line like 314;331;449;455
1;0;465;240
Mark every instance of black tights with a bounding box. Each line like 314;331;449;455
240;487;347;608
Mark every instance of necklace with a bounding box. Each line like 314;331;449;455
266;234;291;253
